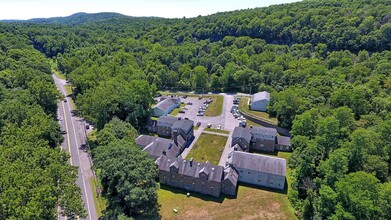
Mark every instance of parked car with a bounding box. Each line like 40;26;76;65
217;125;221;130
61;130;67;134
63;98;67;102
198;96;202;100
207;123;212;128
197;112;204;116
182;95;188;98
196;122;201;127
187;102;193;105
85;124;90;129
179;110;185;113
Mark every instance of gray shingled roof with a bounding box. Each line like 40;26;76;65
251;126;277;137
156;155;224;183
252;91;270;102
154;99;177;112
230;152;286;176
277;136;291;146
172;119;194;133
143;138;180;158
232;127;252;143
157;116;180;125
135;135;158;148
223;167;239;187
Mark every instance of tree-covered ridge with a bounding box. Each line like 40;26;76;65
0;32;85;218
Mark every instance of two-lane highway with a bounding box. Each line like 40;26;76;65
54;75;98;220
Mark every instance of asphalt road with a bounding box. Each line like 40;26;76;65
53;75;98;220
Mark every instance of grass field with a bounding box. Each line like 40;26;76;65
204;95;224;117
239;97;278;125
204;128;230;134
185;133;227;165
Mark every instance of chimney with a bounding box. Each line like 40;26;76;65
190;158;194;167
173;130;178;145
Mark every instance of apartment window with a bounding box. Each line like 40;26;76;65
248;171;251;174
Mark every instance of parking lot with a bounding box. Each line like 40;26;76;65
176;94;240;131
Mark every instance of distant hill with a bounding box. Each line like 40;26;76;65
1;12;131;25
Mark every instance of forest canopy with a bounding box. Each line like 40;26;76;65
0;0;390;219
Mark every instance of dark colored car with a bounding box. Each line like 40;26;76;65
179;110;185;113
198;96;202;100
61;130;67;134
196;122;201;127
187;102;193;105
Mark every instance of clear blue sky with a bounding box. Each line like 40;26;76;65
1;0;302;20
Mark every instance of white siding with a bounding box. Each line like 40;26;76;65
250;99;269;112
235;167;285;190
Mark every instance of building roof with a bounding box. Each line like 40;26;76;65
154;98;178;112
277;136;291;146
143;138;181;158
172;119;194;133
223;166;239;187
232;127;252;143
155;155;224;183
250;126;277;137
230;151;286;176
135;135;158;148
157;116;180;125
252;91;270;102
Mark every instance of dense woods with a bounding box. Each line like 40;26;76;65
1;0;390;219
0;30;85;218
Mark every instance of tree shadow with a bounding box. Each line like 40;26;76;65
159;184;237;204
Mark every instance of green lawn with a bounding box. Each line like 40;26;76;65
204;128;230;134
169;103;186;116
204;95;224;117
159;151;296;220
185;133;227;165
90;175;107;218
239;97;278;125
64;85;73;96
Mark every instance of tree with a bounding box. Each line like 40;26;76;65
192;65;208;91
93;140;159;218
96;117;138;146
334;172;381;220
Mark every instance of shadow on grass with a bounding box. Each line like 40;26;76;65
159;184;238;204
239;179;289;195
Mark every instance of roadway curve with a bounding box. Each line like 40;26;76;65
53;75;98;220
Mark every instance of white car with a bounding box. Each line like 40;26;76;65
217;125;221;130
197;112;204;116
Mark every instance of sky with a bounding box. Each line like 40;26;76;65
0;0;302;20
